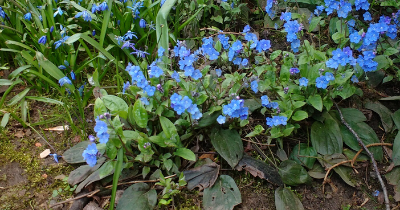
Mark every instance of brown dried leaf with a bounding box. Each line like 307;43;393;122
43;125;69;131
235;155;283;186
199;154;214;160
35;142;42;147
15;130;24;138
183;161;219;191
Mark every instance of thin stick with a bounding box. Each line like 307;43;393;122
351;143;393;167
335;103;390;210
242;138;275;146
49;189;101;208
200;28;243;36
323;160;352;185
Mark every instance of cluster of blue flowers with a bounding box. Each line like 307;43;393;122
281;12;302;52
125;63;156;96
266;116;288;127
218;99;248;124
94;116;109;144
265;0;276;19
0;6;6;19
173;41;203;80
170;93;202;120
326;47;356;69
127;0;144;18
261;95;279;110
91;1;109;13
54;25;70;49
357;51;378;72
75;10;92;22
324;0;352;18
316;72;335;89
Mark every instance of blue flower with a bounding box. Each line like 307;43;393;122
242;25;251;33
24;12;32;21
92;30;96;36
50;26;54;33
266;116;288;127
266;102;279;109
355;0;370;10
222;99;248;120
351;75;359;83
251;80;258;93
357;51;378;72
54;36;69;49
144;85;156;96
75;10;92;22
139;19;146;28
290;67;300;75
58;65;66;70
363;12;372;21
255;39;271;53
348;19;355;27
171;71;181;82
94;117;109;144
149;65;164;78
349;32;362;43
242;58;249;66
325;72;335;81
218;34;230;49
70;71;76;80
326;47;355;69
217;115;226;124
215;69;222;77
261;95;269;106
123;81;130;93
38;36;47;45
123;31;138;40
314;5;324;16
82;143;98;167
158;46;165;57
91;4;100;13
265;0;276;19
299;77;308;87
280;12;291;22
99;1;108;11
140;97;150;105
127;0;144;18
337;1;352;18
316;75;329;89
53;7;64;17
58;76;72;86
191;69;202;80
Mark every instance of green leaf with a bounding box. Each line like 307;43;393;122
1;113;10;128
101;95;128;117
0;79;13;86
278;160;312;186
99;0;113;47
160;116;181;147
197;111;221;128
365;101;393;132
244;99;262;112
7;88;30;106
156;0;177;54
94;98;108;118
292;110;308;121
8;65;31;79
110;148;123;210
62;141;91;164
289;143;317;169
210;129;243;168
333;166;355;187
340;122;382;161
311;117;343;155
212;15;223;24
392;133;400;166
174;148;196;161
245;125;264;137
203;175;241;210
66;33;115;62
308;95;323;111
116;183;157;210
375;55;391;70
133;99;148;128
98;160;114;179
393;109;400;130
270;50;282;60
67;157;106;186
384;47;399;56
309;16;322;32
183;162;220;190
25;96;63;105
275;187;305;210
36;52;66;81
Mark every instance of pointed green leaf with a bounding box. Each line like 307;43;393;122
203;175;241;210
275;187;305;210
133;99;148;128
308;95;323;111
311;117;342;155
116;183;157;210
210;128;243;168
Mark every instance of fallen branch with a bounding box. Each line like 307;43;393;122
49;189;100;208
335;103;390;210
351;143;393;167
200;27;243;36
322;160;352;193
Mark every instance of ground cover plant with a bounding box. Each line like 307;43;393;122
1;0;400;209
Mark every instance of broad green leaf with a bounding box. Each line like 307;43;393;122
309;16;322;32
94;98;107;118
68;157;106;186
116;183;157;210
332;108;367;123
393;133;400;166
183;162;219;190
174;148;196;161
98;160;114;179
156;0;177;53
0;79;13;86
160;116;181;147
25;96;63;105
270;50;282;60
308;95;323;111
1;113;10;128
203;175;241;210
289;143;317;169
275;187;305;210
7;88;30;106
197;111;221;128
278;160;312;186
384;47;399;56
133;100;148;128
365;101;393;132
292;110;308;121
101;95;128;116
8;65;31;79
393;109;400;130
210;128;243;168
62;141;91;164
311;117;343;155
36;52;66;81
340;122;382;161
385;167;400;185
245;125;265;137
333;166;355;187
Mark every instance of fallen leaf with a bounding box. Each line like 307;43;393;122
15;130;24;138
183;161;220;191
54;174;66;180
24;129;32;136
40;149;51;158
35;142;42;147
236;155;283;186
199;153;214;160
42;174;48;178
43;125;69;131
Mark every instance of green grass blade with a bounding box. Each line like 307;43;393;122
177;5;205;32
36;51;66;80
1;113;11;128
109;148;123;210
7;88;30;106
0;80;23;108
99;0;113;47
5;40;35;52
156;0;177;52
66;33;115;61
25;96;64;105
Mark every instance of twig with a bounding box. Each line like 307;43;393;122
200;28;243;36
242;138;275;146
105;174;177;188
323;160;352;186
351;143;393;167
49;189;100;208
335;102;390;210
